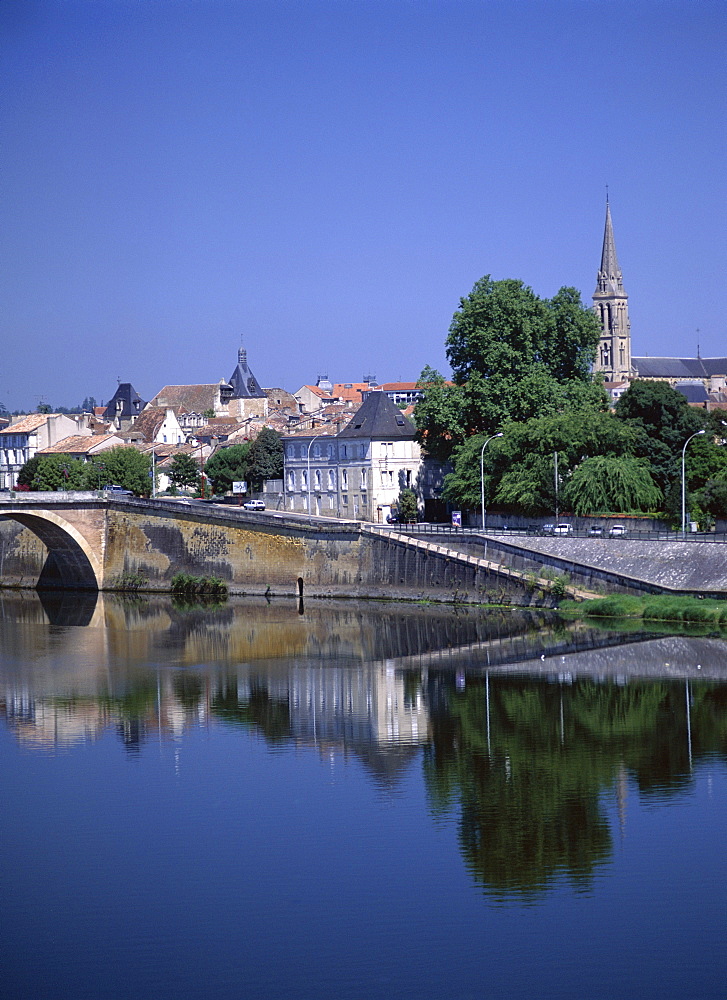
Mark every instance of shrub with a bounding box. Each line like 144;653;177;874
170;573;228;598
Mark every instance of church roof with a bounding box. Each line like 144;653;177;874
632;357;727;379
337;391;416;439
229;347;265;399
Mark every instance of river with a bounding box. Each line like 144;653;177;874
1;590;725;999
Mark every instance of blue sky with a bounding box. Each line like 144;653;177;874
2;0;724;412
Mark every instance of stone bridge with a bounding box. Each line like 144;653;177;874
0;494;570;605
1;495;725;604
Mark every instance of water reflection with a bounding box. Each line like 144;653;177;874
423;672;727;900
1;590;726;901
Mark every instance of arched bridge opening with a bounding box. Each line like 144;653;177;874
0;511;101;591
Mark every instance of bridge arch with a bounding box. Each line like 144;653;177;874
1;510;101;590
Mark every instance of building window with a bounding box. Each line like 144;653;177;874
314;469;322;490
342;469;348;489
287;471;295;491
302;470;308;491
327;469;335;490
342;493;348;506
340;445;347;459
360;469;367;489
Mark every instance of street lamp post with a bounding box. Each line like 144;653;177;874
681;429;705;537
480;432;504;531
307;433;322;516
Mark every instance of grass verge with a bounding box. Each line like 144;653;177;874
560;593;727;626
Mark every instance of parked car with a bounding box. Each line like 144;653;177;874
541;523;555;535
609;524;627;537
589;525;604;536
553;523;573;536
243;499;266;510
104;485;134;496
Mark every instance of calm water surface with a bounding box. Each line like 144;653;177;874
1;591;725;1000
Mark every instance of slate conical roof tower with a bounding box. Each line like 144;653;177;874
592;199;632;381
228;341;265;399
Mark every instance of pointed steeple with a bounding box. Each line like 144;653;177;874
596;198;625;297
592;198;632;381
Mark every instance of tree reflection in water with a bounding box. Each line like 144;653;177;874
3;590;727;902
423;675;727;900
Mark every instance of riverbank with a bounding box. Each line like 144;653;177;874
560;593;727;627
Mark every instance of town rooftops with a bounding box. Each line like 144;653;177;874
0;413;52;435
674;382;710;404
337;391;415;439
148;383;228;412
103;382;146;422
131;407;168;442
36;434;121;455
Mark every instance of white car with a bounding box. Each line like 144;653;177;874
243;499;266;510
553;523;573;535
608;524;627;537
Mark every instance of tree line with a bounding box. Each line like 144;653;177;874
414;276;727;526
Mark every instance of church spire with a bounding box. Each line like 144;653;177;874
597;199;625;296
592;198;632;381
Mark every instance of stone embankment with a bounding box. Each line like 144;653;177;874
434;531;727;599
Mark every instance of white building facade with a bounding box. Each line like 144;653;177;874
0;413;88;490
283;393;422;522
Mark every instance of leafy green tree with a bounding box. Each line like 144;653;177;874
443;410;635;514
397;488;418;522
16;455;43;488
86;446;152;496
562;455;662;515
168;452;201;491
681;432;727;492
36;401;51;414
25;455;87;491
492;452;559;515
695;478;727;521
205;442;251;495
614;381;706;492
247;428;283;491
413;366;466;461
415;278;604;458
81;396;98;411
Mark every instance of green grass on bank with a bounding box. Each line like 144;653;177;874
560;593;727;627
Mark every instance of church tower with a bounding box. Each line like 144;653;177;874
592;199;632;381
